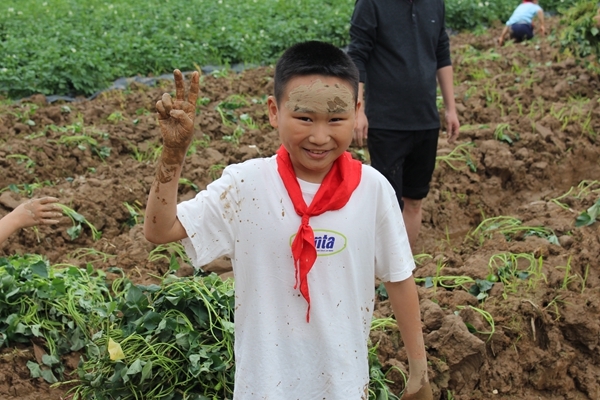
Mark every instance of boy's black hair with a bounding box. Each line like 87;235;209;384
274;41;359;106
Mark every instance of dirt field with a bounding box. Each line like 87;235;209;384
1;19;599;400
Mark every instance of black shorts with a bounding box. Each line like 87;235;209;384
510;23;534;42
367;128;439;210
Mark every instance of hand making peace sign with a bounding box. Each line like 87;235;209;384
155;69;200;161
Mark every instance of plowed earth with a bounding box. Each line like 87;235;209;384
1;18;599;400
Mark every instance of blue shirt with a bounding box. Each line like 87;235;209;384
506;3;542;25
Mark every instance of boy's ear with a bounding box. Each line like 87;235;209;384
356;98;362;114
267;96;279;129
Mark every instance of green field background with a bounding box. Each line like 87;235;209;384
0;0;581;98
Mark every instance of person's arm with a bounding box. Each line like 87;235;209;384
144;69;200;244
354;82;368;147
498;25;510;46
385;277;432;400
348;0;377;147
536;9;546;35
436;66;460;144
0;197;61;246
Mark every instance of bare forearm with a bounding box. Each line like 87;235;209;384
0;213;21;246
537;10;546;32
385;277;429;396
144;147;187;243
436;66;456;113
385;278;427;361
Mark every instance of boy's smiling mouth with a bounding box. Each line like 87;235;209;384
305;148;331;158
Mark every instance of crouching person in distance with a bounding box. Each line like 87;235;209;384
498;0;546;46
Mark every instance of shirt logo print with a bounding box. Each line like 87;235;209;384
290;229;348;256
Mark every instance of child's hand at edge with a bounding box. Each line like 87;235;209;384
0;197;61;246
11;197;62;229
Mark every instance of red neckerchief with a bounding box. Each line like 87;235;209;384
276;145;362;322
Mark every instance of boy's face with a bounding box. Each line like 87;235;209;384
268;75;359;183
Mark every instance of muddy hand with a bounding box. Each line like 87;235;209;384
19;197;62;228
400;382;433;400
155;69;200;162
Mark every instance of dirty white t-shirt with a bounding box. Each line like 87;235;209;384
177;155;414;400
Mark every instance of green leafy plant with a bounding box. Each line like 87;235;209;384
179;178;200;192
456;305;495;341
123;201;144;227
57;204;102;241
48;122;112;161
68;274;237;400
128;141;163;163
6;154;36;173
559;1;600;64
223;126;245;146
107;111;125;123
0;181;53;197
368;318;405;400
208;164;226;181
486;252;541;299
0;0;354;98
148;242;192;273
575;198;600;226
494;123;517;145
469;216;558;246
0;255;112;383
187;134;212;155
435;142;477;172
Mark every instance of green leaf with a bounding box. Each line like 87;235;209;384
375;282;388;299
464;322;477;333
169;253;180;271
575;212;593;227
141;360;153;383
27;361;42;378
67;224;82;240
42;354;60;366
40;369;58;384
221;320;235;334
424;276;434;288
126;359;144;375
30;261;49;278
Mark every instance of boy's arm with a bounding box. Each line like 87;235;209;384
384;277;433;400
144;69;200;244
0;197;61;246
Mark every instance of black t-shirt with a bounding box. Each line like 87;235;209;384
348;0;452;131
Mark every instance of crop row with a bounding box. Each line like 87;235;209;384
0;0;582;98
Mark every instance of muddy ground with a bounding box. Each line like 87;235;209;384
1;18;599;400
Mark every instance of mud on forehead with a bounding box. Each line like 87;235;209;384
285;79;353;114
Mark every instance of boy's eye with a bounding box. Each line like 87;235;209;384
297;116;312;122
330;118;343;122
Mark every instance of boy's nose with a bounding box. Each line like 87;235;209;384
308;124;330;145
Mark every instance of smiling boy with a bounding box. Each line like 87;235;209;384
144;41;432;399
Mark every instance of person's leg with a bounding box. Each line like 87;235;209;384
367;129;414;211
402;129;439;250
401;197;423;248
